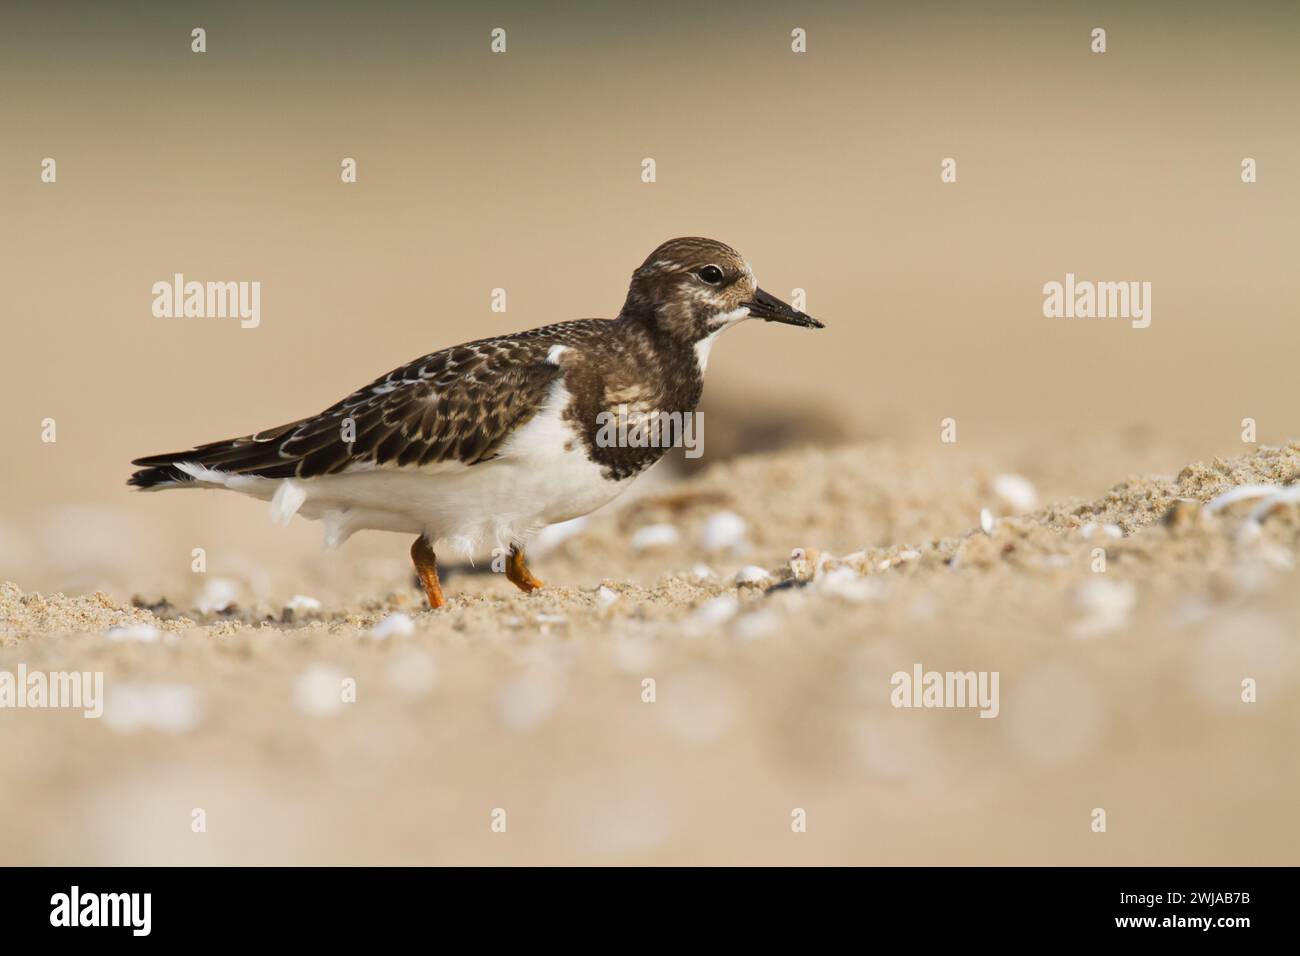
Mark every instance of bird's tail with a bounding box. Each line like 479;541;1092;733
127;455;199;490
128;419;308;490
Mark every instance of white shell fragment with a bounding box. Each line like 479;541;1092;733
992;474;1039;513
789;547;824;581
630;524;681;552
1206;483;1281;513
699;511;749;552
196;578;239;614
688;594;740;631
1079;522;1122;540
1247;484;1300;522
1071;579;1136;638
812;567;882;603
371;612;415;639
294;665;348;717
734;565;772;587
105;623;161;643
1201;482;1300;543
690;564;716;582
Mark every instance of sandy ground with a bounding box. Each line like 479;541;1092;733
3;433;1298;865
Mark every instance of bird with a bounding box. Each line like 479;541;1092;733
129;237;824;609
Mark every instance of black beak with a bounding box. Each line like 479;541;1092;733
744;287;824;329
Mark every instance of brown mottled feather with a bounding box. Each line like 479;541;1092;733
130;321;609;483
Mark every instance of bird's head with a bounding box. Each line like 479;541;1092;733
620;237;824;344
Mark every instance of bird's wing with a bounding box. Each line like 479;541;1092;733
130;322;603;485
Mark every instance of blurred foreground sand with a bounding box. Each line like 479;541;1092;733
2;434;1298;865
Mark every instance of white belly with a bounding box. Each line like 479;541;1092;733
178;382;636;558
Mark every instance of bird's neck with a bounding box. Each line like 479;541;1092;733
618;304;713;350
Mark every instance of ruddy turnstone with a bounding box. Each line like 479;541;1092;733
129;237;823;608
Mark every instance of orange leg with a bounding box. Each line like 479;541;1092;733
410;536;446;609
505;545;544;593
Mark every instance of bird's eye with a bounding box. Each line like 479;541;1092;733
697;265;725;285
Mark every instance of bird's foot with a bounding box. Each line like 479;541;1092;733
506;545;544;593
410;536;446;609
